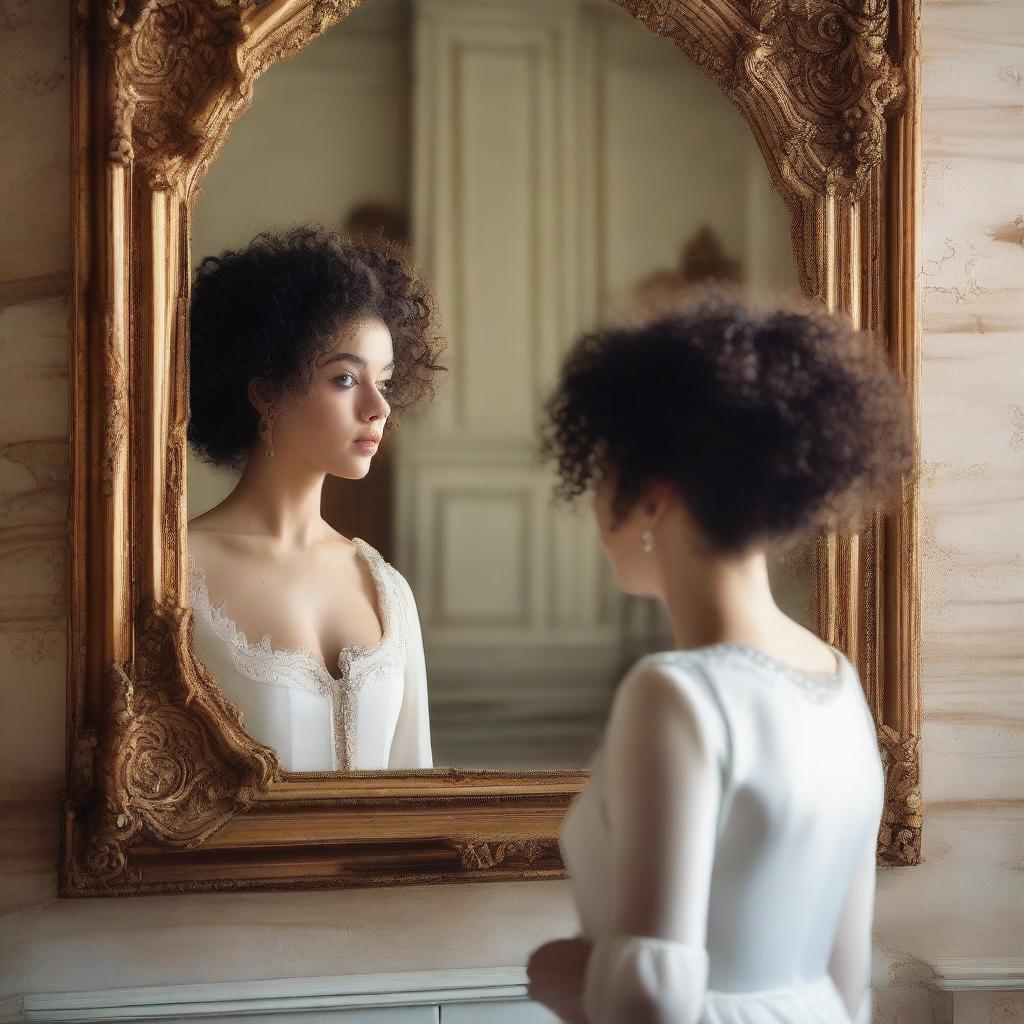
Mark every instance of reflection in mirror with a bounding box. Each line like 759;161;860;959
186;0;807;773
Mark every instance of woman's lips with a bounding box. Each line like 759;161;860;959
355;439;380;454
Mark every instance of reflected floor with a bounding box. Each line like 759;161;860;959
430;704;606;770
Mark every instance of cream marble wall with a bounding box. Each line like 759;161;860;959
0;0;1021;1017
867;0;1024;1016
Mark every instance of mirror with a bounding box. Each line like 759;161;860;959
185;0;811;773
65;0;920;895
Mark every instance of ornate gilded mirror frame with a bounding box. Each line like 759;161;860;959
62;0;922;896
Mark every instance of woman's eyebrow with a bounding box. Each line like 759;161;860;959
322;352;395;372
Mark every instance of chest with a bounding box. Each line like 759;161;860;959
190;554;388;675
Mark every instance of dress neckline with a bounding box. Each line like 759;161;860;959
187;536;393;685
644;641;847;703
697;641;845;682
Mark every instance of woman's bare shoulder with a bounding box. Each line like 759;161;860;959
186;516;221;566
186;507;268;569
318;522;359;552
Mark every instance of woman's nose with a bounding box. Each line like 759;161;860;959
368;389;390;420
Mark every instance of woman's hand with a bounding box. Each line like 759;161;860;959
526;936;593;1023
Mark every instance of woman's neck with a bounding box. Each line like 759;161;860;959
656;538;789;652
214;448;329;548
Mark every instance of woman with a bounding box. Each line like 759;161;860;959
187;224;446;772
526;288;915;1023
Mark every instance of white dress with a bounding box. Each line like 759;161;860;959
558;643;884;1024
188;537;433;772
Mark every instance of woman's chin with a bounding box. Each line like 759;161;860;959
327;457;373;480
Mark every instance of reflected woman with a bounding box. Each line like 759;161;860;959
186;224;445;772
527;288;915;1023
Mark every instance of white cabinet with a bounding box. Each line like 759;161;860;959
5;969;563;1023
442;999;563;1022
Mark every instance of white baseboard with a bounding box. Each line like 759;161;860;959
923;958;1024;991
0;967;532;1023
922;959;1024;1024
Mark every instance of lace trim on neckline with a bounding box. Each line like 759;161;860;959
644;643;847;702
187;537;407;769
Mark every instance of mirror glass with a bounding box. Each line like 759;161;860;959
186;0;807;772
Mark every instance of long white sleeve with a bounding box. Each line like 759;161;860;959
828;824;878;1023
581;658;728;1024
387;574;433;769
827;683;881;1024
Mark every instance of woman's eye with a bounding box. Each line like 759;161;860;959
331;373;392;393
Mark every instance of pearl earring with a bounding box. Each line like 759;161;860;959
642;528;655;554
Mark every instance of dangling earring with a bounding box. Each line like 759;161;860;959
260;411;275;458
642;527;655;554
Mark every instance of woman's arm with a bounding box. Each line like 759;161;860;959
580;660;727;1024
828;820;878;1023
387;574;433;769
828;683;884;1024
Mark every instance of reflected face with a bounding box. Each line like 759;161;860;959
269;315;394;478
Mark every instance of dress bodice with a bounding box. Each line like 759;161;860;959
558;643;883;1023
188;537;432;772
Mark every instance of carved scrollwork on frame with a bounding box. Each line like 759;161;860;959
877;724;922;867
96;0;368;195
98;0;905;202
100;0;251;190
67;602;280;891
618;0;905;199
742;0;905;196
64;0;922;894
241;0;363;80
455;839;562;873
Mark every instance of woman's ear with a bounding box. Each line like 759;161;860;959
644;480;674;530
247;377;273;417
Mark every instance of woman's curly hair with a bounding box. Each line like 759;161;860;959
188;223;446;469
538;285;917;555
